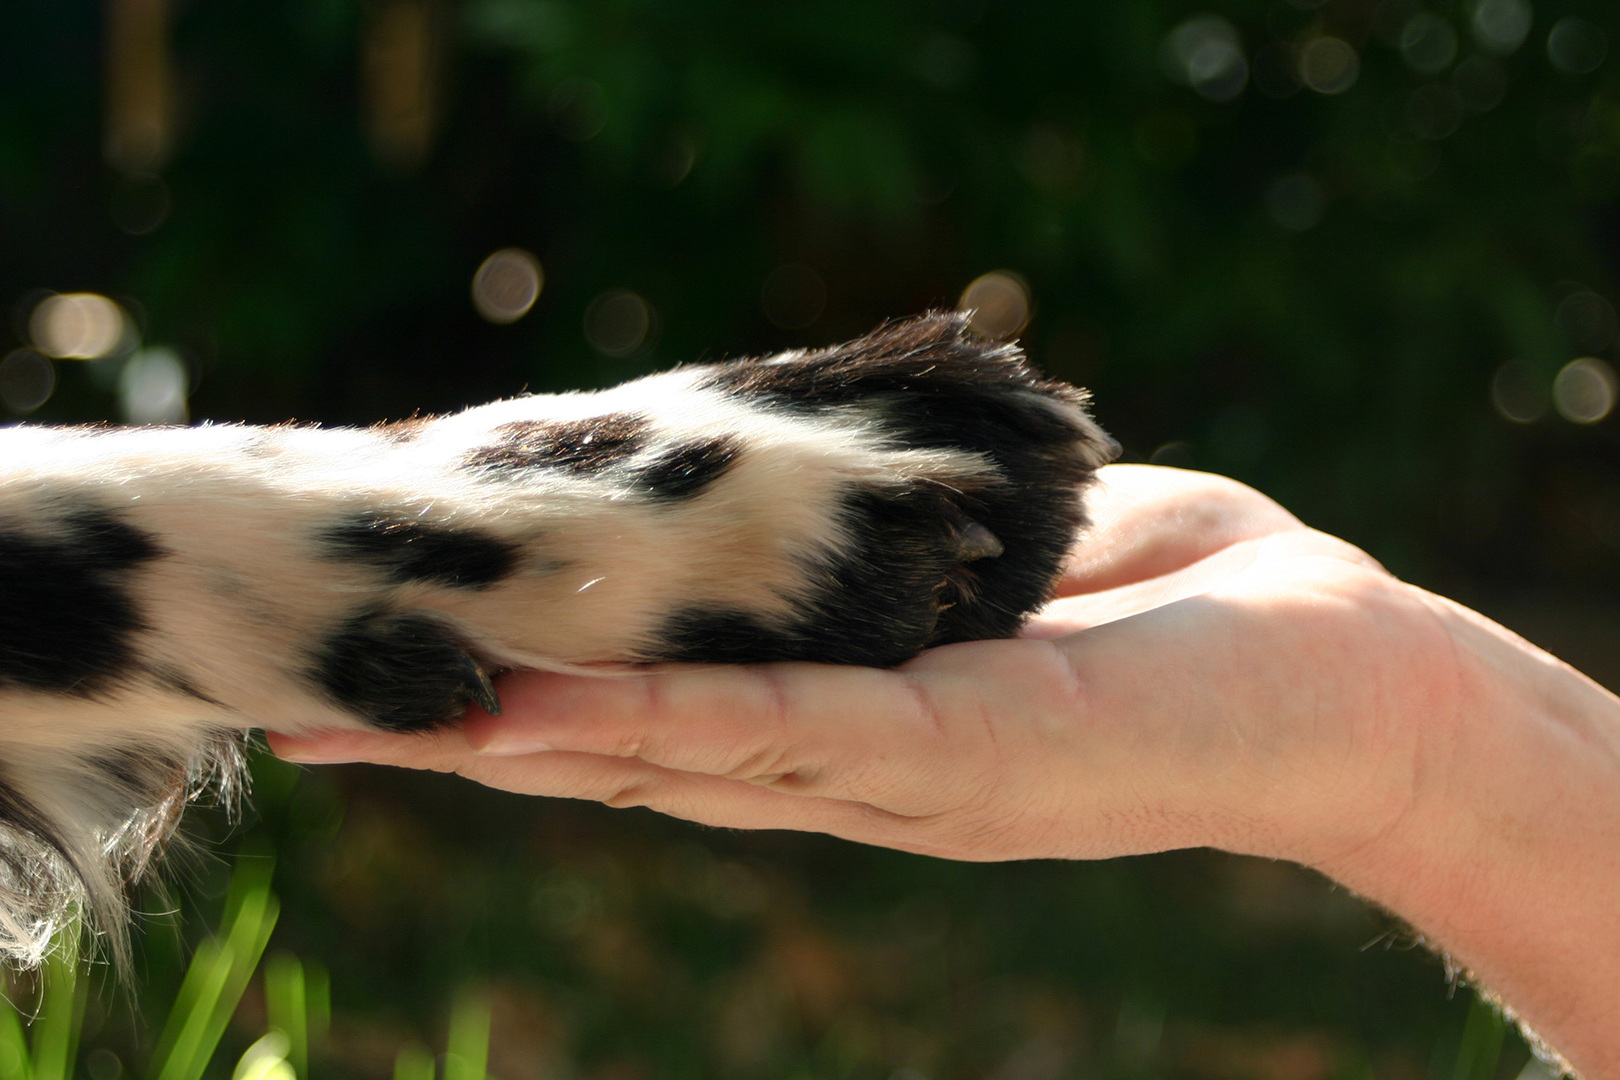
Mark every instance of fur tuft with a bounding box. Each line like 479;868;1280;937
0;731;245;968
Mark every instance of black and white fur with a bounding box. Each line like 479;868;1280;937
0;312;1116;965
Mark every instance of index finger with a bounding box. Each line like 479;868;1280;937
483;663;918;764
456;641;1062;809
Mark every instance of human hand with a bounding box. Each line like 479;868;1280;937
271;465;1454;870
273;465;1620;1072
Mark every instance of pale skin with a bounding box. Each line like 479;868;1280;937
273;465;1620;1077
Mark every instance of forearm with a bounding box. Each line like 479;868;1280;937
1311;593;1620;1076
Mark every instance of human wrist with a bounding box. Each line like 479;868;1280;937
1313;590;1617;917
1298;591;1620;1073
1168;568;1459;870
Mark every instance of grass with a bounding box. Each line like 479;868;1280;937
0;846;1549;1079
0;857;494;1080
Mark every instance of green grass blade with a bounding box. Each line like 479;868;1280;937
0;1000;30;1080
153;860;281;1080
29;943;83;1080
442;990;490;1080
393;1043;436;1080
232;1031;294;1080
263;953;307;1078
304;960;330;1054
1452;994;1507;1080
152;940;233;1080
188;893;280;1080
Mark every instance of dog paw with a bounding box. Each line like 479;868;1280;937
645;311;1118;665
410;311;1117;685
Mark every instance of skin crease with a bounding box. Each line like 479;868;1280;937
273;465;1620;1077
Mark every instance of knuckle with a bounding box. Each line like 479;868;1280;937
606;730;648;758
723;742;799;784
601;781;654;809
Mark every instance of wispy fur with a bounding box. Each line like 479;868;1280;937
0;732;244;967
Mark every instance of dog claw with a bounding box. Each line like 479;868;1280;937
458;659;503;715
954;520;1004;562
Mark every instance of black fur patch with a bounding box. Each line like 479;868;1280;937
655;610;808;664
657;313;1117;664
311;609;490;732
632;437;740;501
0;508;162;694
464;414;648;474
697;312;1085;428
322;516;518;589
650;486;960;667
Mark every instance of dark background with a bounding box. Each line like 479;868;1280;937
4;0;1616;1076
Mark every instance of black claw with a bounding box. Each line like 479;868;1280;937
954;520;1004;562
458;659;502;715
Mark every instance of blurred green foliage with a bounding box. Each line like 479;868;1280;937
3;0;1617;1075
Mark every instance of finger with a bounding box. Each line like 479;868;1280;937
454;750;901;839
459;640;1085;814
1028;535;1273;637
1037;523;1391;639
1060;465;1303;596
460;662;946;791
269;727;474;769
441;749;1017;862
269;723;1000;859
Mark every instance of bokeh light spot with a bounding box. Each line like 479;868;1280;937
1553;358;1617;423
1491;360;1548;423
363;0;440;171
1555;290;1618;353
650;134;699;188
104;0;176;176
1471;0;1532;56
583;289;653;358
1548;18;1607;76
472;248;543;324
549;78;608;142
119;346;189;425
0;350;56;414
1265;173;1324;231
1400;13;1458;75
1407;84;1463;140
1162;16;1249;103
959;272;1030;340
29;293;128;360
1453;56;1507;112
760;264;827;330
1299;37;1360;94
84;1048;123;1080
